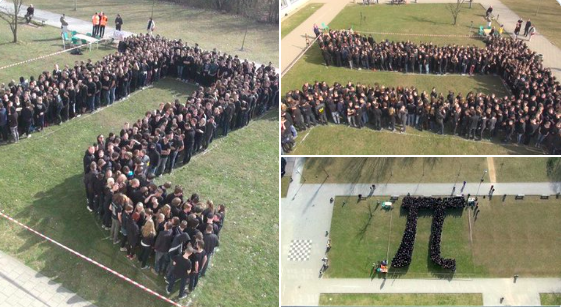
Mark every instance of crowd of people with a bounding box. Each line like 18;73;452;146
281;35;561;154
391;196;466;271
83;147;223;298
0;33;278;144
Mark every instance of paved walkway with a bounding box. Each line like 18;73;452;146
0;1;134;39
281;157;561;306
281;0;561;80
0;251;95;307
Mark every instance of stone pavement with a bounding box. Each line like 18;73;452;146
0;251;95;307
281;0;561;80
0;1;134;39
281;0;352;71
281;157;561;306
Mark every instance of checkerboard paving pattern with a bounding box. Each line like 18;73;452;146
288;239;312;261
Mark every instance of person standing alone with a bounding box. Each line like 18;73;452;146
147;17;156;35
115;14;123;31
523;19;531;36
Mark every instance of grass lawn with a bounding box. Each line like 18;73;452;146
0;23;115;84
541;293;561;306
328;3;500;47
302;157;490;184
326;196;477;278
500;0;561;48
289;124;538;155
281;44;509;95
18;0;278;66
319;293;483;306
0;78;279;307
327;195;561;278
281;175;291;198
281;3;324;39
471;196;561;277
493;157;561;182
302;157;560;184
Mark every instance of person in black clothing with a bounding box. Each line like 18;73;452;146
189;239;207;292
201;224;219;276
115;14;123;31
138;219;156;269
523;19;532;36
21;102;34;138
166;246;193;299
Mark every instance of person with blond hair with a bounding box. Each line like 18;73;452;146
138;219;156;269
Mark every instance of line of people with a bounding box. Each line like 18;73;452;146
1;33;278;144
282;36;561;154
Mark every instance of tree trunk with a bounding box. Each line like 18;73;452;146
452;15;457;25
13;15;18;42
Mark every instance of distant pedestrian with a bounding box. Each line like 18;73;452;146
514;20;521;38
528;26;536;42
115;14;123;31
60;14;69;35
92;12;100;37
99;12;108;38
500;297;504;304
147;17;156;35
313;23;320;37
25;4;34;24
523;19;531;36
461;181;466;192
513;274;519;283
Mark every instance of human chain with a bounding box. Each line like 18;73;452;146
281;35;560;154
1;33;278;144
391;196;466;271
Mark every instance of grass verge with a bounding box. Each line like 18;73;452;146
319;293;483;306
540;293;561;306
281;3;324;39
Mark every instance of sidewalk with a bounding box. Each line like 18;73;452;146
0;1;134;38
281;0;352;71
0;251;96;307
281;0;561;80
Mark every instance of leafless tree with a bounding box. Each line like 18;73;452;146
446;0;467;26
0;0;24;43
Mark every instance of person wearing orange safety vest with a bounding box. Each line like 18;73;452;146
99;12;108;38
92;12;100;37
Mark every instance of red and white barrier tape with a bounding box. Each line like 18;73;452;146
0;38;110;71
0;210;185;307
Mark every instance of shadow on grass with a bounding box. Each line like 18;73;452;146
11;174;170;307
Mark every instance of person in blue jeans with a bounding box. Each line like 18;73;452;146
166;246;193;299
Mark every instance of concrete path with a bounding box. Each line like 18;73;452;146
0;251;96;307
281;157;561;306
281;0;352;71
0;1;134;39
487;157;497;183
281;0;561;80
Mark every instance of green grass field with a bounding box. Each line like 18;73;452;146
326;195;561;278
281;175;291;198
0;78;279;307
319;293;483;306
328;3;500;46
501;0;561;48
281;3;324;39
0;23;115;84
541;293;561;306
302;157;561;184
15;0;278;66
302;157;490;184
289;124;539;155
